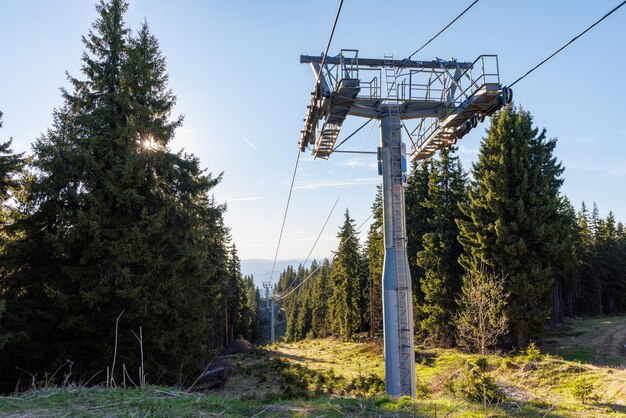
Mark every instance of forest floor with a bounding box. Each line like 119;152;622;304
1;316;625;417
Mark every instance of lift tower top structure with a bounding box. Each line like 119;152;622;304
298;49;511;398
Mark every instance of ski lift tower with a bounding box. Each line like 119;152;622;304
298;50;511;398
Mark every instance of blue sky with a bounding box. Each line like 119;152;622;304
1;1;625;261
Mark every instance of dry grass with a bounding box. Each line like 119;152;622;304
2;316;626;417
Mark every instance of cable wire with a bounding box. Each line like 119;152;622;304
314;0;344;94
277;121;377;298
279;156;430;301
278;211;374;300
332;119;372;152
268;0;343;287
509;0;626;88
267;149;301;286
405;0;480;60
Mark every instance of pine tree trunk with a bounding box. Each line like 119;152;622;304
224;307;229;347
369;275;374;338
566;289;574;317
597;276;603;315
550;285;562;329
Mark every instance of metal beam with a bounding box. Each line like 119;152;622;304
301;54;472;70
332;150;377;154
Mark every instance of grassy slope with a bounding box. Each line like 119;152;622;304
1;316;625;417
539;315;626;367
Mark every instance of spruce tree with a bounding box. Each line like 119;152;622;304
310;260;332;338
575;202;593;313
416;148;466;345
222;243;243;345
0;112;24;352
329;209;365;339
589;203;605;314
550;196;580;324
237;275;260;342
405;160;433;302
0;112;25;200
0;0;227;387
364;186;383;337
282;264;308;342
457;106;564;347
597;212;624;313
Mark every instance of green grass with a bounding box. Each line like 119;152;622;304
1;387;606;417
220;335;626;417
539;315;626;367
2;316;626;417
0;387;537;417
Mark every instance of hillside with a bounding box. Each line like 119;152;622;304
2;316;625;417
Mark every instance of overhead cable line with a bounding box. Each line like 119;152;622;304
279;157;428;302
278;211;374;300
277;121;376;298
267;149;301;286
509;0;626;88
405;0;480;60
314;0;344;93
332;119;372;152
267;0;344;286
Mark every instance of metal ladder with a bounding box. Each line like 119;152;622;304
384;55;415;396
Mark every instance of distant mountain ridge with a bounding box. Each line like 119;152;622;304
240;259;303;289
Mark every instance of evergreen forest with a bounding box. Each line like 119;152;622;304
277;106;626;349
1;1;626;408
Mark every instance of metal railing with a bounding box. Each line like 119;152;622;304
410;55;501;153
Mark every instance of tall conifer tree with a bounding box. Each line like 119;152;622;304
457;106;564;347
365;186;383;337
329;209;365;339
310;260;332;338
405;160;433;305
416;148;466;344
0;112;25;352
0;0;227;387
0;112;24;201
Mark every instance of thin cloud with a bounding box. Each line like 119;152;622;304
565;134;598;144
566;161;626;177
336;159;378;169
225;196;264;203
242;137;260;152
294;177;380;190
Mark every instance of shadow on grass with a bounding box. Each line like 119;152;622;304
597;403;626;414
278;352;333;365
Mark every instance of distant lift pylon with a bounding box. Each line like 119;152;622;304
298;49;511;398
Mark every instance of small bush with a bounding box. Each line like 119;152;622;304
455;371;502;403
475;357;489;372
451;359;503;404
500;357;517;370
570;376;599;405
375;395;393;407
521;342;542;362
415;381;430;399
348;373;385;396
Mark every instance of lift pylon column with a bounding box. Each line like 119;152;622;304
379;108;416;398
